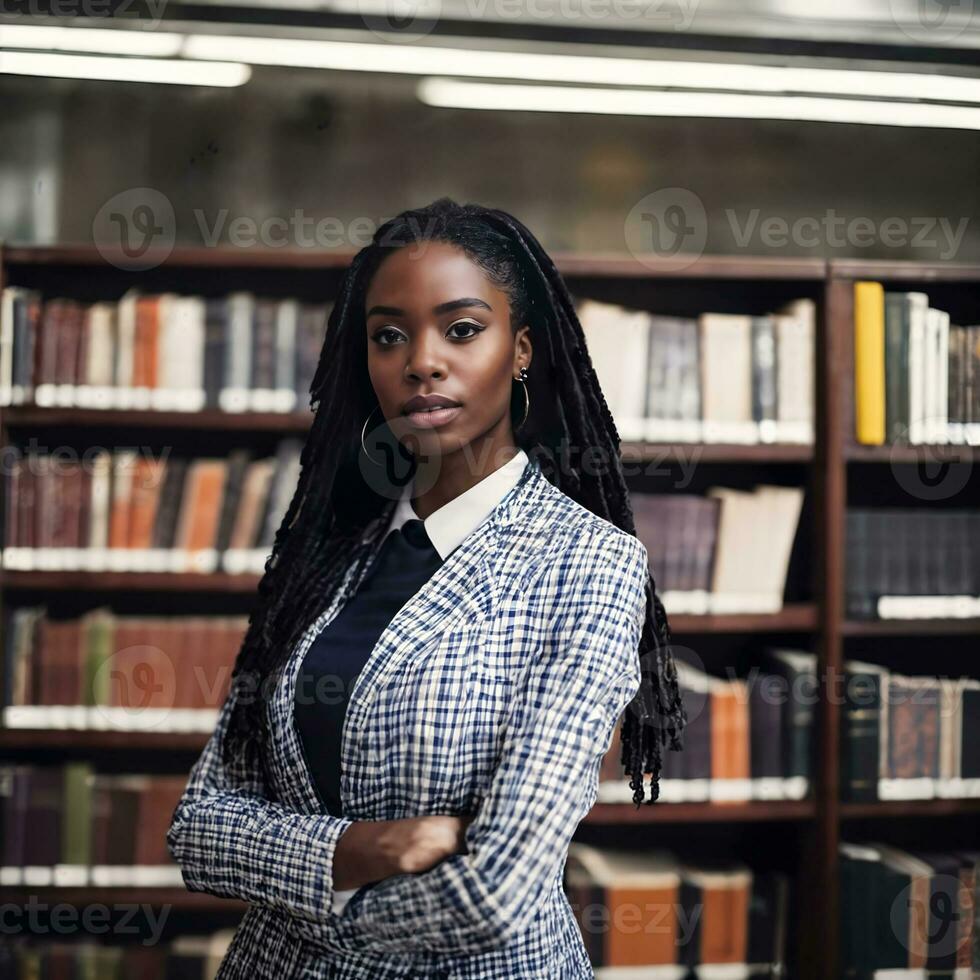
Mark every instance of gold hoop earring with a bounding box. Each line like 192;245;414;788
514;367;530;431
360;404;385;465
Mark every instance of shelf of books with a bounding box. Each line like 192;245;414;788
823;258;980;980
1;244;977;979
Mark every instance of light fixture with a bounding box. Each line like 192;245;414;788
415;78;980;131
0;24;186;57
180;33;980;104
0;51;251;87
6;22;980;116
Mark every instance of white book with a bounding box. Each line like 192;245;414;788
0;286;23;406
755;485;805;605
922;308;938;444
618;310;652;442
52;864;88;886
0;867;24;886
114;288;139;408
80;302;116;409
22;866;54;886
699;313;755;443
906;292;929;444
577;298;628;434
169;295;206;411
877;595;980;619
937;676;965;795
706;488;773;609
935;309;950;444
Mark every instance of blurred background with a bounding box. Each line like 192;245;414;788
2;0;980;257
2;3;979;979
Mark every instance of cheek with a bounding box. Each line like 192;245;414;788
368;354;404;410
460;354;514;412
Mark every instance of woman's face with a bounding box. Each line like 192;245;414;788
364;241;531;464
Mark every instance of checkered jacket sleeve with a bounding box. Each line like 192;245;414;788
324;530;648;955
166;683;355;925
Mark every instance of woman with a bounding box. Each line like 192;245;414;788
167;198;686;979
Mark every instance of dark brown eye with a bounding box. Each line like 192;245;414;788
374;326;405;346
448;320;483;339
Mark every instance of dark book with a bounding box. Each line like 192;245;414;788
839;843;880;977
202;298;227;410
675;664;711;790
748;669;783;782
213;450;251;554
845;510;873;619
962;684;980;781
1;765;30;868
747;872;789;974
295;302;330;407
884;293;911;443
841;659;887;803
151;458;190;550
759;648;815;783
104;777;142;865
250;298;279;396
678;874;703;969
24;767;63;866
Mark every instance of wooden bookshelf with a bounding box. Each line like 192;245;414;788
0;405;313;432
845;442;977;463
586;800;816;824
0;887;247;914
668;602;817;634
840;798;980;820
0;729;212;752
841;616;980;636
1;244;977;980
0;570;266;593
818;258;980;980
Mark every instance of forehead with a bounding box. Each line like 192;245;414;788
365;242;506;308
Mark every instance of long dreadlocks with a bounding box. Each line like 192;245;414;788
223;197;687;806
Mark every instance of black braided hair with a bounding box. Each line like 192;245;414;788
222;197;687;806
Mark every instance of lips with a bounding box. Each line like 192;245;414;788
402;394;461;414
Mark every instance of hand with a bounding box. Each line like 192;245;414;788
395;813;474;874
333;813;476;890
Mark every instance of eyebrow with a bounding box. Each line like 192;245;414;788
366;297;493;318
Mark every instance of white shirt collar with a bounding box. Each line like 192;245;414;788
386;449;529;560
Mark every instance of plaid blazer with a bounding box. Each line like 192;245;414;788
167;453;648;979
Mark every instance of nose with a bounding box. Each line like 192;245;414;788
404;330;446;381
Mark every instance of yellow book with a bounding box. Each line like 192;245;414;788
854;281;886;445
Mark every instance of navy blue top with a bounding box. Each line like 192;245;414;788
294;518;444;817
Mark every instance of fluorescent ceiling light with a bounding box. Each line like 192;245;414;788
417;78;980;131
0;51;251;87
7;24;980;108
181;33;980;104
0;24;185;57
